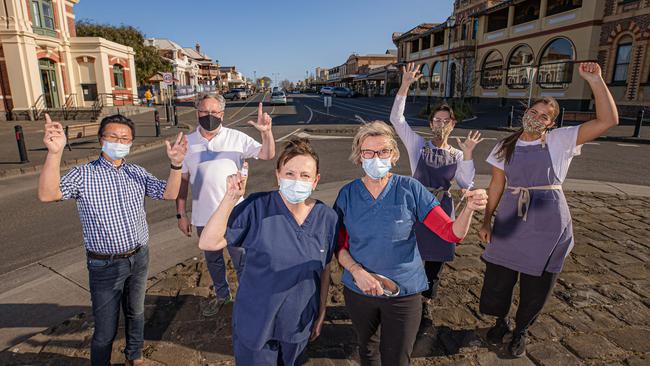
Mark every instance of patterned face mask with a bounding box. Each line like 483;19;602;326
522;112;547;135
430;122;454;140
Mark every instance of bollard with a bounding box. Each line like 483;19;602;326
634;108;645;138
558;107;565;128
173;105;178;126
14;125;29;163
165;102;170;122
154;110;161;137
507;106;514;128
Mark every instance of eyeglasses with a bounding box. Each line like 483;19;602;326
102;135;133;144
431;117;452;124
361;149;392;159
197;110;223;117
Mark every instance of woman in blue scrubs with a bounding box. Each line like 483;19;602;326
335;121;487;366
198;138;338;366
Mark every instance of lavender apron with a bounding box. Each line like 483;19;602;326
412;143;460;262
482;143;573;276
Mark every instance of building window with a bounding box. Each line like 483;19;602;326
431;62;442;91
480;51;503;89
514;0;540;25
411;39;420;53
461;23;467;40
31;0;56;36
113;65;125;89
537;37;575;89
507;45;535;89
546;0;582;16
421;34;432;49
472;18;478;40
613;38;633;84
420;63;430;90
433;31;445;47
487;7;509;33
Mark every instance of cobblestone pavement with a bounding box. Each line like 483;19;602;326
2;191;649;365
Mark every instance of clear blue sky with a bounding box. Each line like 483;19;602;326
75;0;454;83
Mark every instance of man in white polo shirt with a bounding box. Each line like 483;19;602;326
176;94;275;316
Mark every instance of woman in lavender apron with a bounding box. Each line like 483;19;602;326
478;62;619;358
390;63;483;324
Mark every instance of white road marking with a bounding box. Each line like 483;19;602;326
585;142;600;145
305;104;314;124
617;144;639;147
276;128;301;142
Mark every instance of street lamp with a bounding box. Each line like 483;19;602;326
445;15;456;101
525;66;538;108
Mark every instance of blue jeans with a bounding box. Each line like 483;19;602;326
87;246;149;365
196;226;245;300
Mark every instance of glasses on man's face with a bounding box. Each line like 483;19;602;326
431;117;452;124
102;135;133;144
361;148;392;159
198;110;222;117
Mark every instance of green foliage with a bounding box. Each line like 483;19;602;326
75;20;172;85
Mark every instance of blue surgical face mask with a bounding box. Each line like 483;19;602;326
102;141;131;160
279;178;314;204
362;157;392;180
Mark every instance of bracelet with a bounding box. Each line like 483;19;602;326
170;163;182;170
349;263;362;273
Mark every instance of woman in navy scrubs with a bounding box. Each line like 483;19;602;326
199;138;338;366
335;121;487;366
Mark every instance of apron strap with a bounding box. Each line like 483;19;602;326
427;186;449;203
508;185;562;222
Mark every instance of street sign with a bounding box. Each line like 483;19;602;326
162;72;173;85
324;96;332;114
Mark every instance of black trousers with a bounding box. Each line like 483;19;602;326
421;261;444;299
479;261;558;334
344;287;421;366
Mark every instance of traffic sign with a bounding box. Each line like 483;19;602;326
162;72;173;85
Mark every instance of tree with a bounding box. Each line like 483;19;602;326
76;20;172;85
280;79;292;91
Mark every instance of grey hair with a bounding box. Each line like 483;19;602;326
349;121;400;165
195;94;225;111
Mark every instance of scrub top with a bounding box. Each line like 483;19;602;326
225;191;338;350
334;174;439;297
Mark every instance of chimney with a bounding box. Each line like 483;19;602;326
195;43;201;54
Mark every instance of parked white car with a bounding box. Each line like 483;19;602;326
270;91;287;105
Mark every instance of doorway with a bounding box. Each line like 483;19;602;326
39;58;60;108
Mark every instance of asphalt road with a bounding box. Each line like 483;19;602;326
1;92;649;276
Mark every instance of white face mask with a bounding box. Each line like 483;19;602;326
102;141;131;160
362;157;392;180
279;178;313;204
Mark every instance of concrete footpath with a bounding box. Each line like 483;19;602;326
1;178;649;365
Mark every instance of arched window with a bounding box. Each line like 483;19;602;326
480;50;503;89
113;64;125;89
612;35;633;84
431;62;442;92
419;63;430;90
507;45;535;89
538;38;575;89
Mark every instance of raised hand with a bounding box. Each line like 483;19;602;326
225;162;248;201
166;132;188;166
43;113;66;154
578;62;603;84
401;62;422;87
464;189;488;211
456;130;484;158
247;102;272;133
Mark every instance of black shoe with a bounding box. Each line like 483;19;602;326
486;318;511;344
508;331;527;358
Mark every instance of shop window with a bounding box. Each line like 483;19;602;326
419;63;430;90
507;45;535;89
431;62;442;91
537;38;575;89
480;50;503;89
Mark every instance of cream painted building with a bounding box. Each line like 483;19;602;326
0;0;138;120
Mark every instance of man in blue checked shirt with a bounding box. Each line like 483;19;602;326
38;113;188;366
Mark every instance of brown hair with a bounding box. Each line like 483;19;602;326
428;103;456;122
496;97;560;163
276;137;320;173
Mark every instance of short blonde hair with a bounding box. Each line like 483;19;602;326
349;121;400;165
